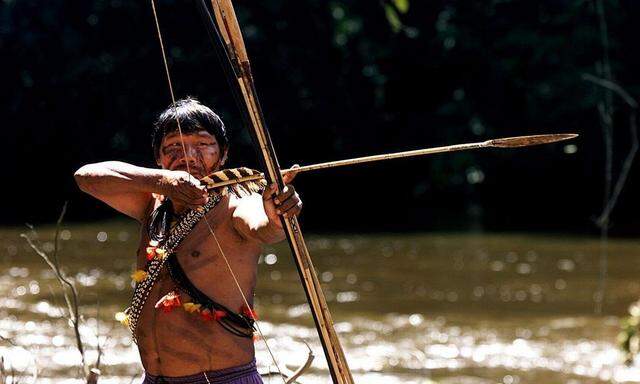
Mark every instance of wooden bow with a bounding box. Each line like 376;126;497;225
201;1;355;382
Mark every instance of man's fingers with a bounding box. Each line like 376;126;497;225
282;164;300;184
282;201;303;218
176;171;202;186
275;194;300;214
188;179;207;197
273;185;295;205
183;171;202;185
180;186;207;204
165;170;209;210
262;184;278;201
173;172;207;199
174;186;208;207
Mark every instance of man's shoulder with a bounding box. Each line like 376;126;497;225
227;190;264;211
226;190;274;241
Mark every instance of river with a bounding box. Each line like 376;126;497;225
1;222;639;383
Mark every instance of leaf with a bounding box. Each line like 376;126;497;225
384;4;402;33
393;0;410;14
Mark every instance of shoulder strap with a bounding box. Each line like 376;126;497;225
166;254;255;337
126;193;222;342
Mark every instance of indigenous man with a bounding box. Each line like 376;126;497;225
74;97;302;383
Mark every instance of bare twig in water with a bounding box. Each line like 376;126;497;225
128;373;139;384
284;342;315;384
95;300;103;370
86;368;101;384
21;202;104;382
596;106;638;227
1;356;5;384
584;0;639;315
0;334;18;347
1;292;40;383
582;74;640;226
586;76;640;361
21;202;87;372
2;358;23;384
0;352;35;384
90;299;111;383
583;74;639;109
260;342;315;383
592;0;613;316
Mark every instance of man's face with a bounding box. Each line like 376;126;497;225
158;130;227;179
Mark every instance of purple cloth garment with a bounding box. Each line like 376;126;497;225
142;360;263;384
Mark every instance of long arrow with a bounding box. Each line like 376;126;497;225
202;133;578;190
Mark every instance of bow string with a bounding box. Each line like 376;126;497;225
149;0;287;381
150;1;354;383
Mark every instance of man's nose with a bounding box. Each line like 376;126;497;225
179;145;198;164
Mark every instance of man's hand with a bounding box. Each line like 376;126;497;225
263;166;302;227
158;170;209;211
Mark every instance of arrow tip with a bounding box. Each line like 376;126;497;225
489;133;579;148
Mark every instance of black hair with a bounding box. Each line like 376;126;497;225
151;97;228;159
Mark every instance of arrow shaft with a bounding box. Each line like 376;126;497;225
293;141;489;173
291;133;575;173
203;133;578;190
204;141;489;189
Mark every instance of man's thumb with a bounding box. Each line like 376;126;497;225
262;183;277;200
283;164;300;184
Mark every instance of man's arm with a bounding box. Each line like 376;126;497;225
74;161;209;222
231;184;303;244
231;192;286;244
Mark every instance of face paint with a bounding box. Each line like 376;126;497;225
158;130;225;178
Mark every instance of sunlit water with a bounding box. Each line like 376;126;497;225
1;222;640;383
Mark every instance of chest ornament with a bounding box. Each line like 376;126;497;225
120;192;222;342
156;252;256;338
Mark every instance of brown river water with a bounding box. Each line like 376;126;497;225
1;222;640;383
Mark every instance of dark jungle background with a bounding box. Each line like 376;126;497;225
3;0;640;235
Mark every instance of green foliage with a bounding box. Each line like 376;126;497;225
383;0;410;33
619;300;640;364
330;2;363;47
393;0;410;14
384;4;402;33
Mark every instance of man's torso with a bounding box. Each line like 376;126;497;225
135;195;261;376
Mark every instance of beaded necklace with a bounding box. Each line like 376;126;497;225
120;179;265;342
122;193;221;342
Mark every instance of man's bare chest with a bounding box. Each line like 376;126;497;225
136;201;261;307
171;221;260;297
